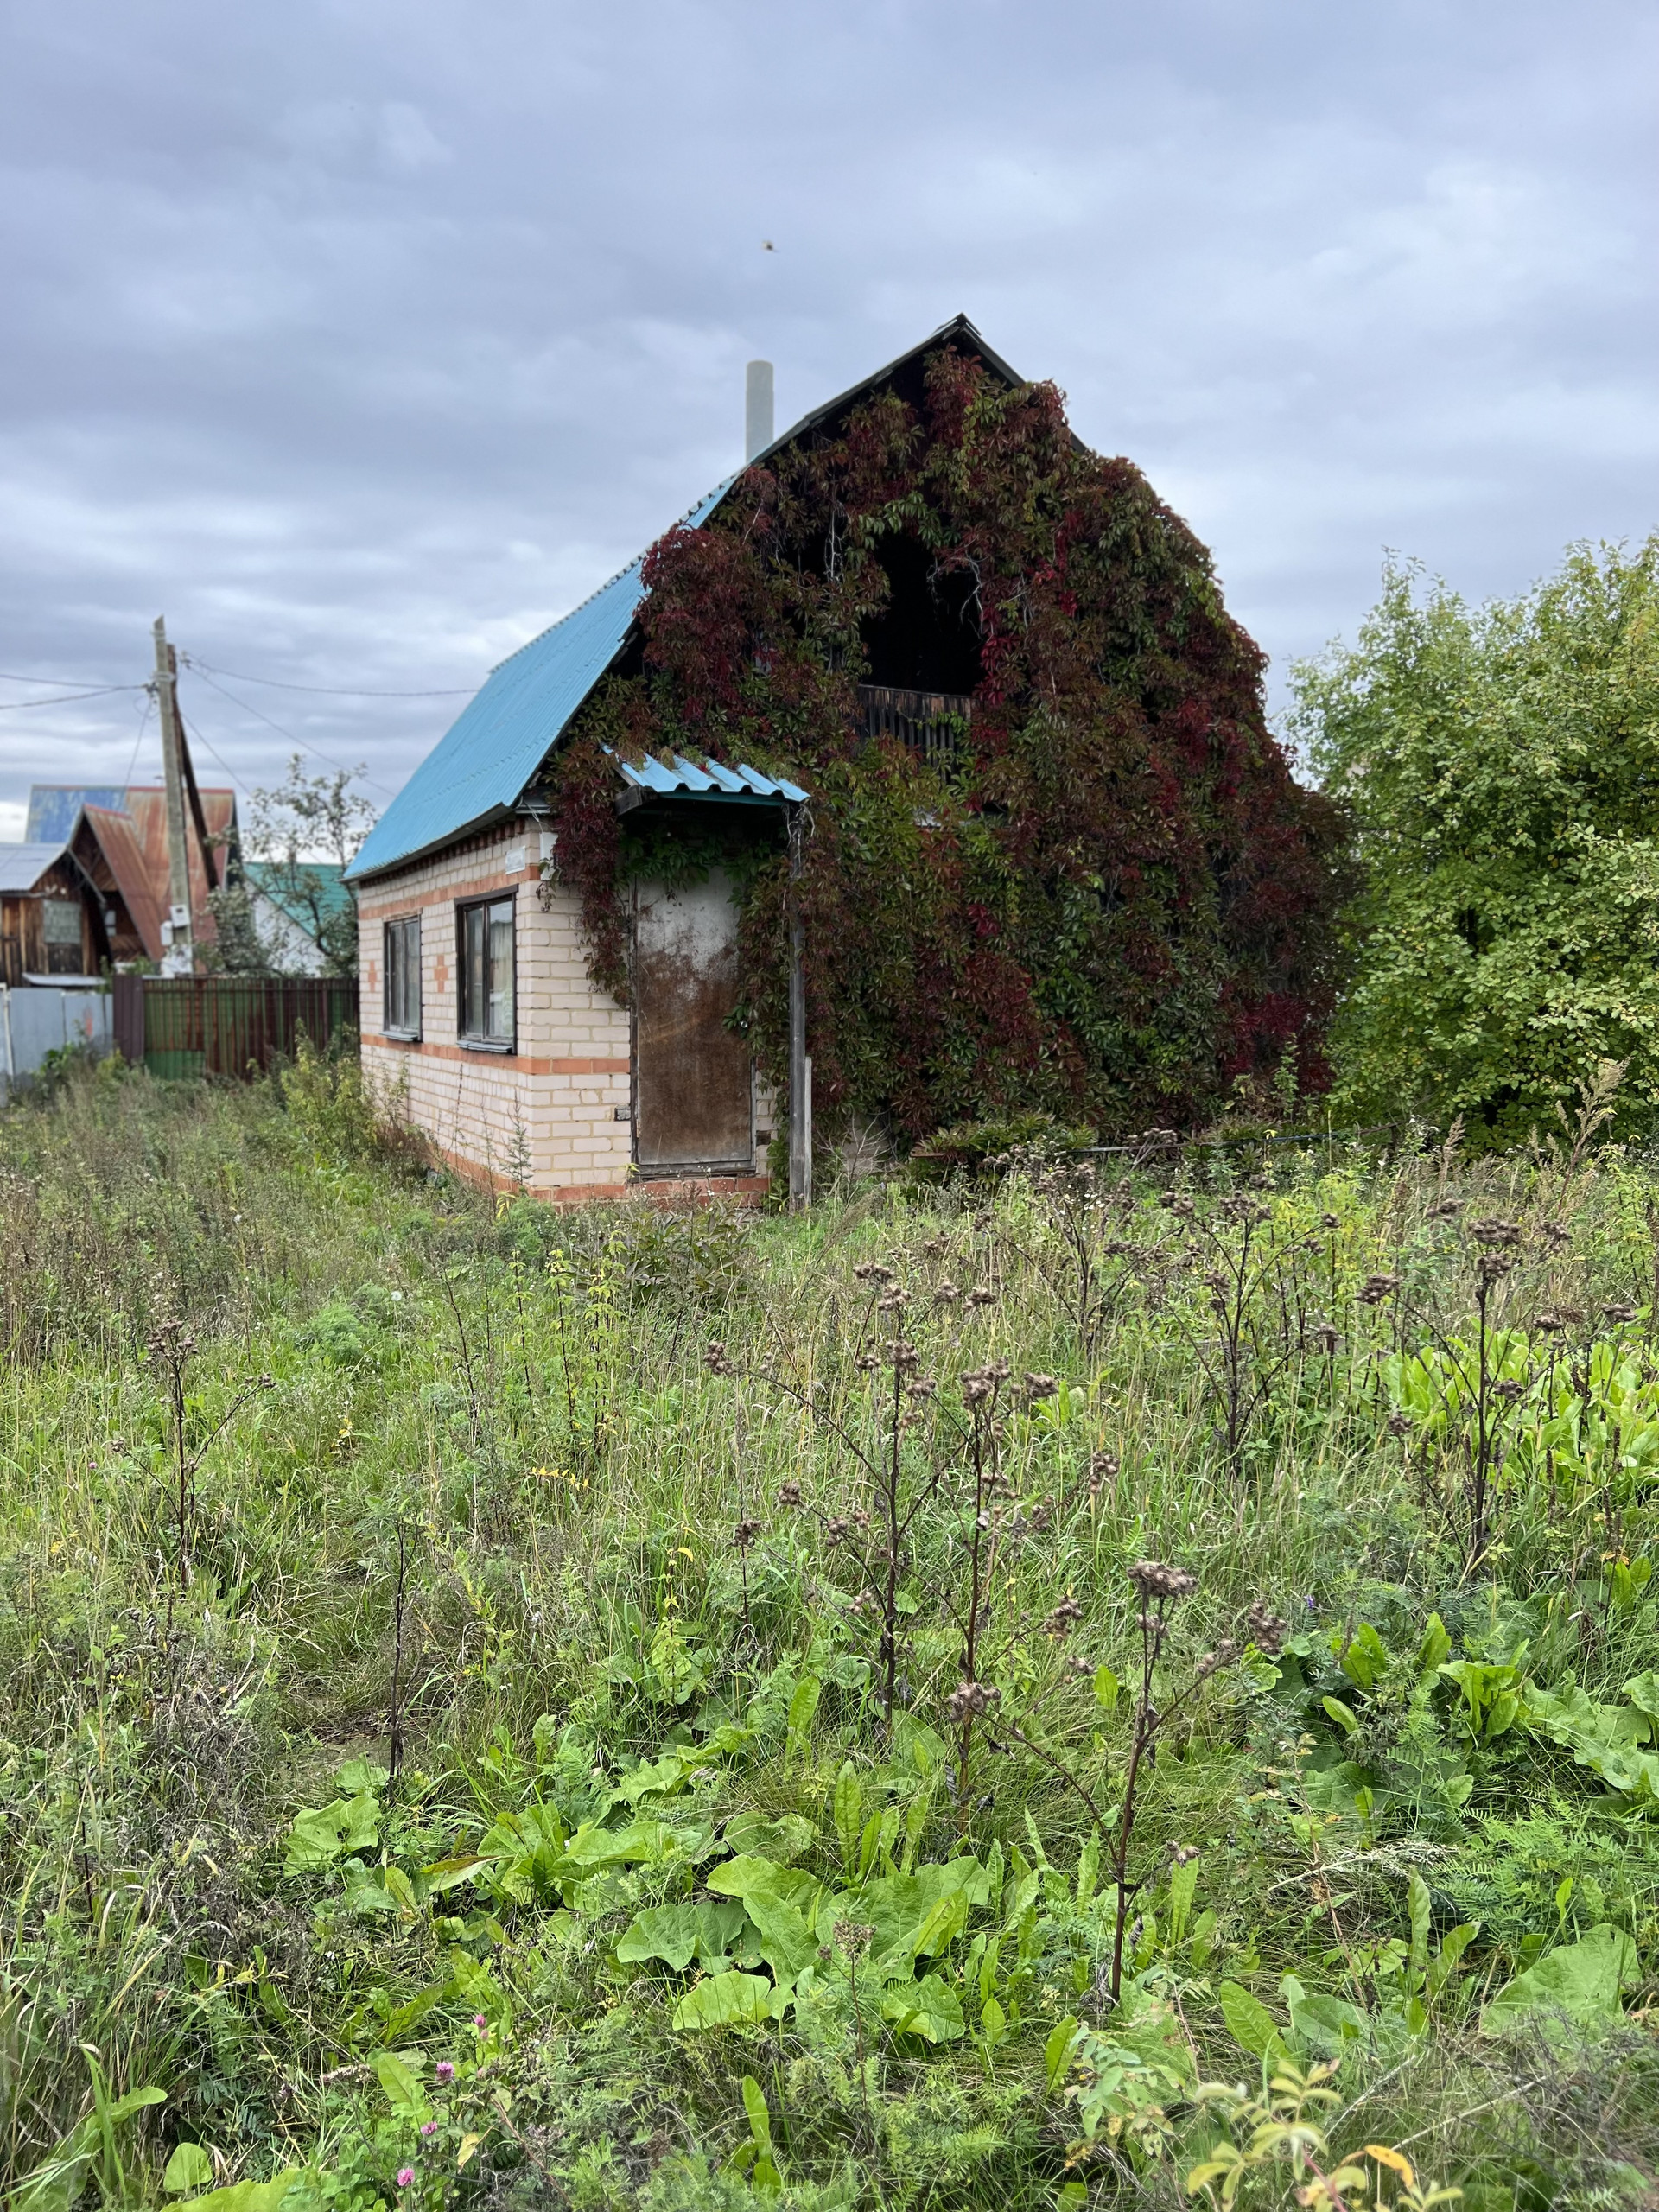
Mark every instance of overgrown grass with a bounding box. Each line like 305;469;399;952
2;1054;1658;2212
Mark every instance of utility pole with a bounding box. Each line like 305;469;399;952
152;616;194;974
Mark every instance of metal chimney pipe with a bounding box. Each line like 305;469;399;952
745;359;774;461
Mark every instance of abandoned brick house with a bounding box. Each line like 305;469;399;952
348;314;1336;1201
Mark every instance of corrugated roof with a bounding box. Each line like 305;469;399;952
27;786;126;842
0;842;67;894
346;315;1032;885
614;753;809;803
82;806;165;958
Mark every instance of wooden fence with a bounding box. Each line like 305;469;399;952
111;975;359;1079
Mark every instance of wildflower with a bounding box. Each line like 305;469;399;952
1357;1273;1401;1305
397;2171;415;2190
733;1517;761;1551
944;1679;1000;1722
474;2012;488;2031
1245;1603;1287;1656
777;1480;804;1508
435;2061;455;2084
420;2121;438;2138
1128;1559;1198;1602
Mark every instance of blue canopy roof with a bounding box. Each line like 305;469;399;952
347;481;733;880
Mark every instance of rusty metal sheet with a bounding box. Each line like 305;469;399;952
633;872;753;1173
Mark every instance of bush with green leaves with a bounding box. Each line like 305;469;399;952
1293;537;1659;1147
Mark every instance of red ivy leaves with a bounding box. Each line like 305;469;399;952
548;345;1348;1141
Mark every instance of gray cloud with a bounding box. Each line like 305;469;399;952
1;0;1653;831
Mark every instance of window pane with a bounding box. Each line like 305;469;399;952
463;905;485;1033
487;900;514;1039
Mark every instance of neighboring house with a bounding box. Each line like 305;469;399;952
25;785;238;965
0;842;110;985
243;861;353;976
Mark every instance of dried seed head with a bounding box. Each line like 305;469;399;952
965;1286;997;1309
1605;1302;1638;1325
1244;1602;1287;1656
855;1349;880;1372
906;1376;938;1400
1425;1197;1464;1221
960;1366;996;1404
1534;1311;1565;1333
1468;1217;1522;1249
852;1510;871;1531
733;1517;761;1551
777;1480;804;1509
824;1516;851;1543
1088;1448;1120;1497
1312;1323;1340;1351
944;1679;1001;1723
885;1338;920;1370
854;1262;896;1287
1491;1377;1525;1403
1022;1372;1059;1402
1128;1559;1198;1602
877;1288;909;1314
1386;1409;1413;1437
1044;1596;1084;1639
832;1918;874;1957
1357;1273;1402;1306
1067;1653;1095;1680
1477;1253;1516;1287
704;1340;736;1376
1170;1843;1200;1866
934;1281;962;1304
1320;1212;1340;1230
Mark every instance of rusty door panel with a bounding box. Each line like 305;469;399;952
634;873;753;1173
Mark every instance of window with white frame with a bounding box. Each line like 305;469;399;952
383;914;421;1038
458;895;515;1047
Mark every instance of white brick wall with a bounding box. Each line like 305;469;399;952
355;827;771;1204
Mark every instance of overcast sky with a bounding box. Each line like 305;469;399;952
2;0;1654;839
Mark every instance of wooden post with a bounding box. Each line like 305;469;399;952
787;800;811;1212
152;618;194;974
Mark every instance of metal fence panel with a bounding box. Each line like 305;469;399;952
134;977;358;1078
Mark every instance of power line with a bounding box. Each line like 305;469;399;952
120;688;156;793
182;664;399;798
182;653;474;698
0;684;145;710
0;669;142;687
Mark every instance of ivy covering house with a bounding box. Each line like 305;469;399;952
346;316;1344;1202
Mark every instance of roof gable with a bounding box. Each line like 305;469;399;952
346;315;1030;883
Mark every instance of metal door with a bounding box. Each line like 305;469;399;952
633;871;753;1173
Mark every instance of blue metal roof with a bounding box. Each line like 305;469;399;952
613;753;808;803
347;480;734;880
26;786;126;842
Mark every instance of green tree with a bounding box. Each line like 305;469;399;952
1293;538;1659;1147
245;756;374;978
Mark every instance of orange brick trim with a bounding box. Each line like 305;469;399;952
363;1037;629;1075
420;1138;769;1210
358;866;541;920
